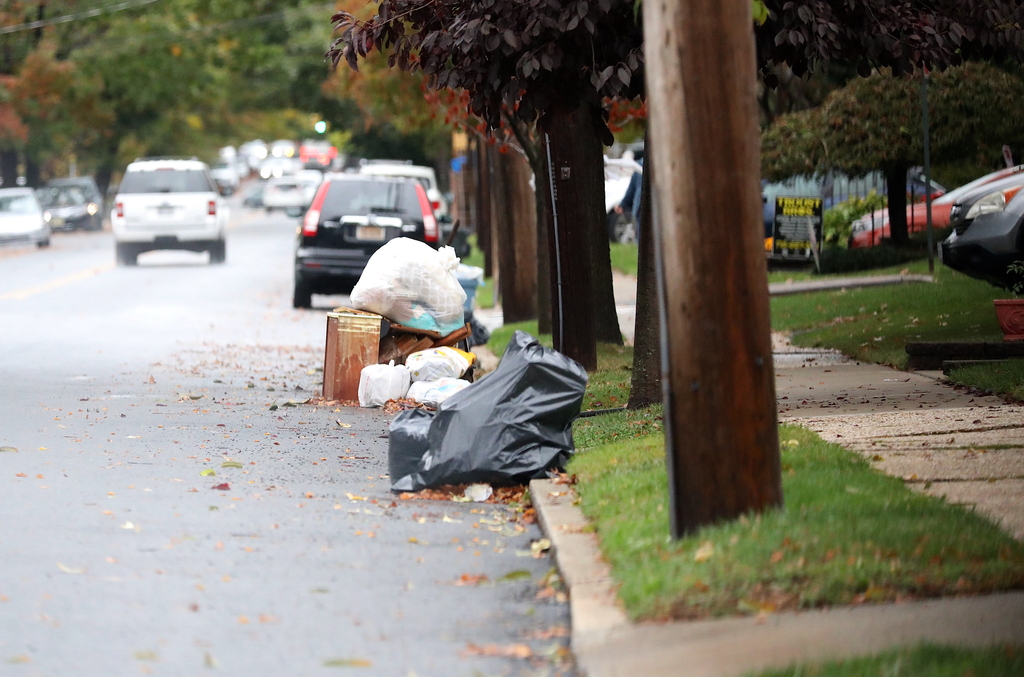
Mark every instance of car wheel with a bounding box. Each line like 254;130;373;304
36;236;50;248
292;279;313;309
116;242;138;266
209;239;226;264
87;216;103;232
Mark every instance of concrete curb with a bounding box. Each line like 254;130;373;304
529;479;628;650
768;273;933;296
531;478;1024;677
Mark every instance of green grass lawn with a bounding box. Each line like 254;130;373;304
947;360;1024;402
568;423;1024;621
749;644;1024;677
461;235;494;309
771;260;1014;369
609;243;639;276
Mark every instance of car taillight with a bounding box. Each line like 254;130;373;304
431;200;441;211
116;202;124;218
302;182;332;236
303;209;320;236
416;185;438;243
208;200;216;216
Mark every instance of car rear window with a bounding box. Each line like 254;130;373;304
321;181;418;218
39;186;90;207
119;169;215;194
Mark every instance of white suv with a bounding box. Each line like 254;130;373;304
111;158;229;265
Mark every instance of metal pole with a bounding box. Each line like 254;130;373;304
921;71;934;273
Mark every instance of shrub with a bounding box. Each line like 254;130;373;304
822;191;888;246
816;245;925;274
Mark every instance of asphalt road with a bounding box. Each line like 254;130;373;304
0;196;573;675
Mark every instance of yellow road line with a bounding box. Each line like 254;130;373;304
0;263;114;301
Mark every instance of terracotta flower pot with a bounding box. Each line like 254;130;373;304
994;298;1024;341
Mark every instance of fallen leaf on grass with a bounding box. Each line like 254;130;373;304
323;658;372;668
57;562;85;574
462;643;532;659
211;483;230;491
769;550;784;564
693;541;715;563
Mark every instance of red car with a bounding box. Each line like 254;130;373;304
849;165;1024;248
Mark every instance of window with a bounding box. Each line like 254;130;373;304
321;181;415;218
119;169;215;194
0;194;38;214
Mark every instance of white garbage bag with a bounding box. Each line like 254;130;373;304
406;378;472;407
357;361;411;407
350;238;468;336
405;347;475;382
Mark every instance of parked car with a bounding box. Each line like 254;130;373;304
37;177;104;231
111;158;228;265
941;182;1024;289
0;188;50;248
849;165;1024;248
292;175;444;308
358;160;448;217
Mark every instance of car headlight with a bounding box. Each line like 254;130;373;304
87;203;98;215
965;187;1022;220
43;212;51;222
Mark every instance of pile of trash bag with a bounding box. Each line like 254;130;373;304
358;347;475;407
388;331;588;491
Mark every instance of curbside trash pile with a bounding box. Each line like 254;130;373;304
322;237;488;405
388;331;588;492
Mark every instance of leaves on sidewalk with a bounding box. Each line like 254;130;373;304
462;643;532;659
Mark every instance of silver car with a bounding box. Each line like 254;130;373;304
0;188;50;248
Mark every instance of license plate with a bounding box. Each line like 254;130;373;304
157;206;175;215
356;226;385;241
51;217;65;226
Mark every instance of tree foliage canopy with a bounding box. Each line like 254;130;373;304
761;61;1024;180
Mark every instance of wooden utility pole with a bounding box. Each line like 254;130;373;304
645;0;782;537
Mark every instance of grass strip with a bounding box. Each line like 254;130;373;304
748;643;1024;677
947;360;1024;402
568;423;1024;621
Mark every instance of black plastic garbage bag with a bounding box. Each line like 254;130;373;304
388;331;588;492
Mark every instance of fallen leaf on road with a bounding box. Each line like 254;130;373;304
522;626;569;639
346;492;367;501
498;570;532;583
121;521;137;530
323;658;372;668
462;643;532;659
133;650;157;661
0;446;17;453
57;562;85;574
5;656;30;664
221;461;243;469
442;513;462;523
335;420;352;428
237;616;249;624
200;469;216;477
454;573;489;586
15;473;26;477
531;538;551;558
211;483;230;491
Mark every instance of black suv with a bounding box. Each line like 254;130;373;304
293;175;441;308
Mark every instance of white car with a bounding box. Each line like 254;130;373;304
210;160;240;195
0;188;50;248
111;158;229;265
358;161;448;216
263;176;313;214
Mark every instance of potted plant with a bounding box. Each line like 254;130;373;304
994;260;1024;341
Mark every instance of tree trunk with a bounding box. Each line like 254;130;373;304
0;150;18;188
25;158;41;188
645;0;782;537
541;106;597;371
492;149;537;323
628;140;661;408
475;141;493;278
886;164;909;246
576;106;623;346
